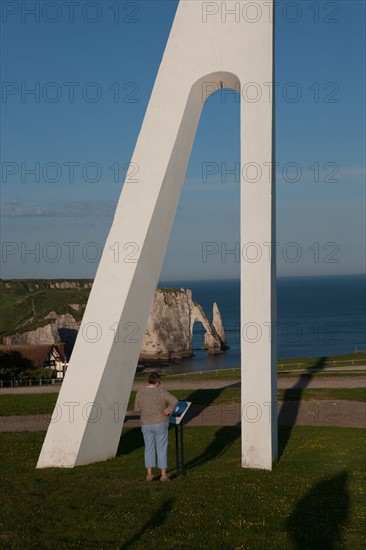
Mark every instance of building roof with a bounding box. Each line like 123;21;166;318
0;344;65;368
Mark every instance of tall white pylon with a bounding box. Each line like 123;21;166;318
37;0;277;470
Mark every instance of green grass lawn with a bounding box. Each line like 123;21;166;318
278;371;366;378
1;387;365;417
276;352;366;369
0;426;365;549
0;393;59;416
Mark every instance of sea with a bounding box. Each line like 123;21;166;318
159;274;366;374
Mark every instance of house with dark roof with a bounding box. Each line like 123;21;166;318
0;344;66;378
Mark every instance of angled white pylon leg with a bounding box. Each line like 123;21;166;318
37;0;276;469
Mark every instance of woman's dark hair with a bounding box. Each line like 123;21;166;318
148;371;161;385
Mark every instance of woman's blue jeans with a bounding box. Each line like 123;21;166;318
141;422;169;469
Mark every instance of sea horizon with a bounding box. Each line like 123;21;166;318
161;273;365;284
1;273;365;282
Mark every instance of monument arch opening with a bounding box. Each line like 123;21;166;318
37;0;276;471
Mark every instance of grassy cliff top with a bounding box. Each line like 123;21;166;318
0;279;93;337
0;280;187;338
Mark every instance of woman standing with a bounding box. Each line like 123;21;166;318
134;371;178;482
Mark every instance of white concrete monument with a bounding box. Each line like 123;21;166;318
37;0;277;470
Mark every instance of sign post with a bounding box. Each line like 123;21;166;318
169;401;192;477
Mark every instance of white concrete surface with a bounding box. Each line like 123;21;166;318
37;0;276;469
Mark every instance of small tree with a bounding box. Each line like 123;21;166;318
0;351;36;381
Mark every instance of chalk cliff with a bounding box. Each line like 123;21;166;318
2;288;228;361
2;313;79;360
140;288;228;360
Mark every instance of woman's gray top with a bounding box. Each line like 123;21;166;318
134;385;178;426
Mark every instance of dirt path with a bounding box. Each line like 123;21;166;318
1;399;365;432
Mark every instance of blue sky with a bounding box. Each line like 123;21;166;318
1;0;365;280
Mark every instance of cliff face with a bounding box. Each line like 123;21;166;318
2;288;228;361
140;288;228;360
141;289;192;359
2;313;79;360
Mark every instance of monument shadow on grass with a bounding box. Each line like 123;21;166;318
122;497;175;549
172;385;240;472
117;427;143;456
278;356;327;460
287;471;349;549
183;426;241;472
